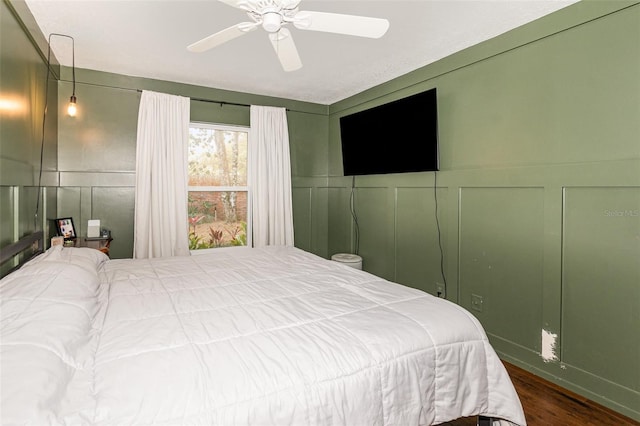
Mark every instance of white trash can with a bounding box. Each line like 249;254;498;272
331;253;363;270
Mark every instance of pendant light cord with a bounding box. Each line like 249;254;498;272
34;33;75;231
34;37;52;230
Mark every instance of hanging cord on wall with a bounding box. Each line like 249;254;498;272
34;33;75;232
34;37;53;230
434;170;447;297
350;175;360;255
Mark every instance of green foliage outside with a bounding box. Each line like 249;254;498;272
188;125;248;249
189;222;247;250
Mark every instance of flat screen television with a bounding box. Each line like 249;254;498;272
339;87;439;176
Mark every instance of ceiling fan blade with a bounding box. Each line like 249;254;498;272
187;22;258;53
293;11;389;39
268;28;302;72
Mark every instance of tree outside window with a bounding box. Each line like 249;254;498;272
188;123;249;250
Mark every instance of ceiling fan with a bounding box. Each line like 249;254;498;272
187;0;390;72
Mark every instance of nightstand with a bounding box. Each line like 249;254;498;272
74;236;113;257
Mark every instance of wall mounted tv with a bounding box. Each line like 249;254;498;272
339;87;439;176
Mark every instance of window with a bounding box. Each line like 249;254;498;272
188;122;249;250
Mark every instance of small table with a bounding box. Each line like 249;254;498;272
73;236;113;257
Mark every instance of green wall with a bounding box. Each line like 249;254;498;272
0;0;58;267
2;0;639;421
324;0;640;420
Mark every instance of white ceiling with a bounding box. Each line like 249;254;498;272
23;0;579;105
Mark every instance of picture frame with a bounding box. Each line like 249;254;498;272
54;217;77;240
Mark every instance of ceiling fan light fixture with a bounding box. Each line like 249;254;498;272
262;11;282;32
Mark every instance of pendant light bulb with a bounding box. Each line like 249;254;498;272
67;95;77;117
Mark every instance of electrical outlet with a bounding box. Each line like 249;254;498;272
435;282;445;298
471;294;483;312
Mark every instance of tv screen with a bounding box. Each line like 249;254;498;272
339;88;439;176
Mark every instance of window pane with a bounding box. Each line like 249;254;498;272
188;127;248;186
188;191;247;248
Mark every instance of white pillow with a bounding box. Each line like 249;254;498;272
1;250;102;354
0;246;106;423
31;245;108;271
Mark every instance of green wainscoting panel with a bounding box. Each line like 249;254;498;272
91;187;135;259
43;186;58;243
0;185;56;251
292;178;330;259
352;187;394;280
0;186;16;246
20;187;39;236
55;186;90;239
0;186;17;276
562;186;640;392
56;187;82;233
327;185;354;258
459;187;545;352
395;186;449;295
292;186;312;253
55;186;134;257
312;186;329;259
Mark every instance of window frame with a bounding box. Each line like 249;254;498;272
188;121;251;253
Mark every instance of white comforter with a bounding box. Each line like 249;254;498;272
1;246;526;425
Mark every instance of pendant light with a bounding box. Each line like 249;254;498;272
47;33;77;116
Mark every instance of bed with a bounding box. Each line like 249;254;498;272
0;237;526;426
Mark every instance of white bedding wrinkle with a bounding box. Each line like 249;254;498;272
1;245;526;425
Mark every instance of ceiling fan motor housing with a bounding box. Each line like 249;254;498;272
262;10;282;32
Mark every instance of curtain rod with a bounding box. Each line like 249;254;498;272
135;89;250;108
194;97;250;108
74;83;319;113
66;82;318;113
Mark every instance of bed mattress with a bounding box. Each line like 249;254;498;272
0;245;526;425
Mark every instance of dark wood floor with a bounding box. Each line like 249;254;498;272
442;361;639;426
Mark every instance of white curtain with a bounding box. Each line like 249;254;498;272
133;90;190;258
248;105;295;247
